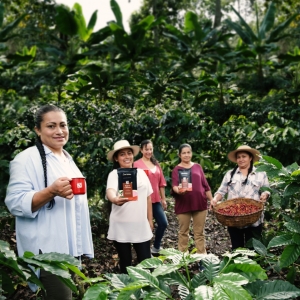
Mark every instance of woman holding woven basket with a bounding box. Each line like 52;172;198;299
210;145;270;250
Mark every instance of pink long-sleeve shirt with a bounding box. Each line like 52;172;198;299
134;159;166;203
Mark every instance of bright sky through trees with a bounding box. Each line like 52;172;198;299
56;0;143;31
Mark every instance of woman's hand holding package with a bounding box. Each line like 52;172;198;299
106;188;128;206
112;196;129;206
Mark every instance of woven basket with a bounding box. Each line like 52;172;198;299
213;198;264;227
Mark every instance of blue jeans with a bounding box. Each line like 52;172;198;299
153;202;168;249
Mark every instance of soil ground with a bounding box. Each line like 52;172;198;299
1;199;232;299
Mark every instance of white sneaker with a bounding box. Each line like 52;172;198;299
151;246;163;254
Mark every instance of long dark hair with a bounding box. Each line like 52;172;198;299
112;148;134;169
227;151;253;186
140;139;158;166
178;143;192;163
35;105;65;209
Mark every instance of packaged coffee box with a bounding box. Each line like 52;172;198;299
178;168;192;192
117;168;138;200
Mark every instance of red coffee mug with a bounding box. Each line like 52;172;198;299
144;169;149;176
70;178;86;195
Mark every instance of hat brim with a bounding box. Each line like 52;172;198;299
107;145;140;162
228;148;260;163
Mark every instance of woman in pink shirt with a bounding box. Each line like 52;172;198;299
134;140;168;254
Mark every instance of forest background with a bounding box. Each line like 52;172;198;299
1;0;300;205
1;0;300;298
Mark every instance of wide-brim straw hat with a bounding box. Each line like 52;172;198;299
107;140;140;162
228;145;260;163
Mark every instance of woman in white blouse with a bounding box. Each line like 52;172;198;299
106;140;153;273
5;105;94;300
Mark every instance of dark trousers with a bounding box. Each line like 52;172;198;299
40;269;72;300
113;240;151;273
228;224;262;250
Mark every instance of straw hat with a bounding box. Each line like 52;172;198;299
107;140;140;162
227;145;260;163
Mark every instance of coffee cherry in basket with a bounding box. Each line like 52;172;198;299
217;203;260;216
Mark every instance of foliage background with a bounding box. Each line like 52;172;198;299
0;0;300;209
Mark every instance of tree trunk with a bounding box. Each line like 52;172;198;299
213;0;222;28
152;0;160;65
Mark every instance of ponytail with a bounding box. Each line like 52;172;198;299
227;166;238;186
36;137;55;209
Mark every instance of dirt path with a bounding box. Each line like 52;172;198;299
84;200;232;277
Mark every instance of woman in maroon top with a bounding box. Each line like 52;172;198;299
172;143;213;254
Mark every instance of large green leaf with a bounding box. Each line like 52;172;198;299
184;11;203;41
127;267;159;287
293;233;300;245
213;274;251;300
283;182;300;197
233;257;256;265
159;271;189;287
291;169;300;177
212;286;230;300
267;233;293;248
29;252;81;266
201;255;220;282
284;218;300;234
0;13;26;41
0;240;16;259
73;3;90;41
245;280;300;299
258;2;275;39
119;280;150;291
87;10;97;31
55;5;78;36
223;263;267;281
82;283;110;300
225;19;252;45
191;272;207;289
213;273;248;285
194;285;213;300
118;287;142;300
252;238;268;256
110;0;123;29
105;273;131;289
280;244;300;268
142;290;167;300
267;13;298;43
229;5;257;42
152;264;180;277
137;257;163;269
261;155;283;169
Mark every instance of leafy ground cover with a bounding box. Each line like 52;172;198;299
0;200;232;299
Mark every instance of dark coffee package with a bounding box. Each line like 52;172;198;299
178;168;192;191
117;168;138;200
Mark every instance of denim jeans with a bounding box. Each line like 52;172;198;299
152;202;168;249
